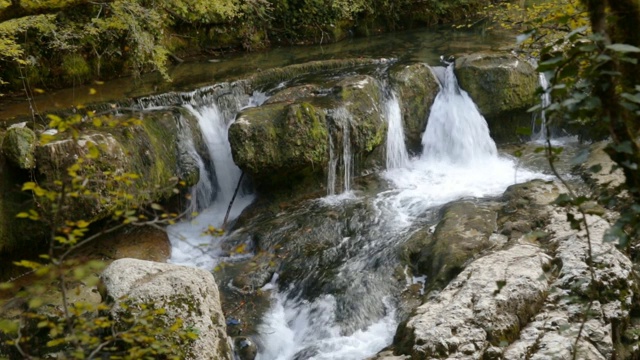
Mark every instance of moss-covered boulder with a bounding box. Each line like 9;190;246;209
229;101;329;191
390;63;440;153
32;110;199;224
334;75;387;170
455;52;537;116
455;52;538;143
2;126;37;169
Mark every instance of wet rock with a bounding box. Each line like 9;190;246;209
389;63;440;153
395;244;552;359
2;127;37;169
455;52;537;117
409;201;500;292
101;259;232;360
335;75;387;161
234;336;258;360
367;350;410;359
265;84;320;105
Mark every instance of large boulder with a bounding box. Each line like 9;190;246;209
229;101;329;192
389;63;440;153
395;243;553;359
34;110;199;222
455;52;538;143
101;259;232;360
2;126;37;169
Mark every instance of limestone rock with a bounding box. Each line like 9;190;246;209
410;201;499;292
265;84;320;105
101;259;232;360
2;127;37;169
390;63;440;153
503;211;637;360
580;141;625;189
395;244;552;359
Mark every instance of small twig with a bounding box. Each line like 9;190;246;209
223;172;244;229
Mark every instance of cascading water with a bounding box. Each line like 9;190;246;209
383;63;542;220
167;92;265;269
532;72;550;142
326;107;354;196
254;64;545;360
385;92;410;169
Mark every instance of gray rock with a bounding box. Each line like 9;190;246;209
101;259;232;360
2;127;37;169
395;244;552;359
503;211;636;360
234;336;258;360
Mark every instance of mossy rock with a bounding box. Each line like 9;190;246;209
2;127;37;169
455;52;538;117
390;63;440;153
334;75;387;168
229;101;329;191
33;109;195;224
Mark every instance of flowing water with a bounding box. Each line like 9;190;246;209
251;63;545;359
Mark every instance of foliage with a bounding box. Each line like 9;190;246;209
0;109;197;359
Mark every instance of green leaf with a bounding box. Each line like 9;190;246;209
607;43;640;53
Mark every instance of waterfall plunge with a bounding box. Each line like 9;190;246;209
385;92;410;169
383;63;542;221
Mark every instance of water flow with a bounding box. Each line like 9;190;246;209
421;64;497;164
177;116;214;214
326;108;354;196
385;92;410;169
168;92;265;269
383;63;543;220
532;72;550;142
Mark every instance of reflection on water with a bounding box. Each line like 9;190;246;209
0;25;514;122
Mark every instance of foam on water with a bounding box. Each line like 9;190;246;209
256;292;396;360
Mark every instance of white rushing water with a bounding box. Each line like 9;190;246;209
326;107;354;196
532;72;550;142
168;94;264;269
382;64;543;221
255;64;546;360
385;92;410;169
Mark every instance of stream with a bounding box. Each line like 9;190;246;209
157;62;561;359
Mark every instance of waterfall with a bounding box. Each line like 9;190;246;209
532;72;550;142
421;64;497;164
166;91;266;269
383;62;543;220
384;92;410;169
177;116;214;215
326;107;354;196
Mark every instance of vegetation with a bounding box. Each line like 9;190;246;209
0;109;198;359
0;0;503;93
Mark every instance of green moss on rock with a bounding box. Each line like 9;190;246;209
455;52;537;117
2;127;37;169
229;101;329;190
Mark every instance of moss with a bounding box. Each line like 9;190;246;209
61;53;91;83
2;127;37;169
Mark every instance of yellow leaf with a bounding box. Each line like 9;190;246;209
33;88;45;94
76;220;90;228
89;88;97;95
